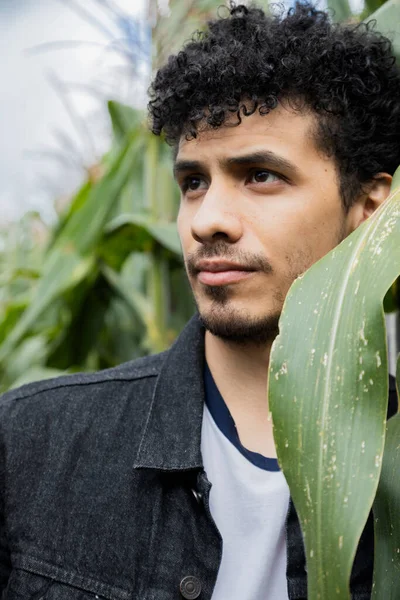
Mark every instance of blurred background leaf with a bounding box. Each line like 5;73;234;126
0;0;398;392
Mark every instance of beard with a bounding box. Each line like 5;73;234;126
197;301;281;346
185;219;348;347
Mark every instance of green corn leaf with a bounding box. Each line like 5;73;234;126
327;0;353;22
106;214;182;255
4;335;49;384
364;0;400;61
108;101;144;142
0;254;95;364
0;302;28;346
393;164;400;189
101;264;165;352
364;0;386;15
372;405;400;597
46;271;114;370
0;133;144;362
269;167;400;600
101;264;152;325
55;132;145;255
99;213;182;271
48;181;92;251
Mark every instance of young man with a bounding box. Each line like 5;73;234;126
1;3;399;599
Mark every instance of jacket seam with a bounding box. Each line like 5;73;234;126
11;553;131;600
1;373;159;405
134;367;162;466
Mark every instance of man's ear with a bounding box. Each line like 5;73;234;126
346;173;392;234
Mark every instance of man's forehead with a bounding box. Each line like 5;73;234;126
174;107;317;166
175;122;239;160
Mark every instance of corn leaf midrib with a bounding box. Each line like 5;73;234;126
316;189;396;558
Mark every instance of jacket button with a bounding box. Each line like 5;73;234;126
180;575;202;599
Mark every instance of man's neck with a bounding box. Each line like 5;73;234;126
205;330;277;458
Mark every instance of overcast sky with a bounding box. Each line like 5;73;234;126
0;0;368;223
0;0;147;222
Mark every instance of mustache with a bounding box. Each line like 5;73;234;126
186;243;273;277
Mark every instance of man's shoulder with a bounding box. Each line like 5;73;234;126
0;350;168;422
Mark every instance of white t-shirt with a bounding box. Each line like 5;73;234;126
201;362;290;600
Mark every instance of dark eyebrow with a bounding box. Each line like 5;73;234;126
173;160;204;180
173;150;300;180
224;151;300;177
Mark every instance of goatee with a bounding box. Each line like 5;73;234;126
197;306;280;346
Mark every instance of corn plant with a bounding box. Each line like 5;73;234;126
0;105;196;392
269;168;400;599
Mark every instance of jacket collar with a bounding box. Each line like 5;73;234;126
133;313;206;471
133;312;399;472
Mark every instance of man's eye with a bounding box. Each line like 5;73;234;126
182;177;207;192
249;170;280;184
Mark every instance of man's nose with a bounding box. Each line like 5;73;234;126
190;183;243;244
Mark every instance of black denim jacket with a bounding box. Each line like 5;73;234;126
0;314;397;600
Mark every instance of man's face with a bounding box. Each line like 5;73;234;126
175;103;352;345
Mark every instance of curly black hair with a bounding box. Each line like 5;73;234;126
148;2;400;210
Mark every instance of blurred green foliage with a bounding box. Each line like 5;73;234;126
0;106;190;392
0;0;398;392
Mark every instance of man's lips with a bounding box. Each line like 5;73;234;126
197;270;256;285
195;261;256;286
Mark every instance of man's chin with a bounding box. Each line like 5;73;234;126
197;308;280;346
